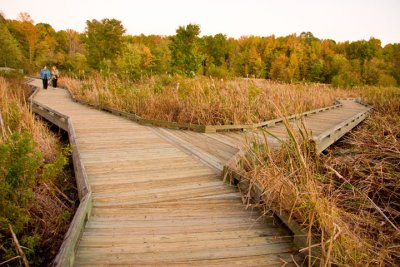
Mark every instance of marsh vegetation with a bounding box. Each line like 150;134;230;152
235;87;400;265
0;75;77;266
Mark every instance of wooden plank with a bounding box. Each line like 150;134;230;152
152;127;225;172
29;78;371;267
73;243;295;264
79;229;289;244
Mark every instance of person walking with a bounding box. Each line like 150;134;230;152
51;66;59;88
40;66;51;89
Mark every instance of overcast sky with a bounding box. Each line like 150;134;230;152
1;0;399;45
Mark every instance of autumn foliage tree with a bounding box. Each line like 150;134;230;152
18;13;38;66
169;24;202;75
83;18;126;69
0;14;22;68
0;11;399;87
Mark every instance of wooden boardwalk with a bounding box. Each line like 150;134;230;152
28;79;370;266
153;100;369;171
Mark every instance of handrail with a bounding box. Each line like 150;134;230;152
65;85;348;133
223;99;368;169
312;108;371;154
27;81;92;267
52;191;92;267
66;119;91;200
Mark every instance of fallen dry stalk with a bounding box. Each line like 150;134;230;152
0;256;21;266
325;164;399;232
9;224;29;267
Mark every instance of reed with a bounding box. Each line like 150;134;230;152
235;86;400;266
0;76;75;266
62;74;358;125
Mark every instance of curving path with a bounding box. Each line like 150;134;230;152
28;78;370;266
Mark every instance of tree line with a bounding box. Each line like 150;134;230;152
1;12;399;87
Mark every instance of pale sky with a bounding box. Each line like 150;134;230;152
1;0;399;45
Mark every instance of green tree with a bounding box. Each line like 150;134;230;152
331;55;361;87
383;43;400;85
18;13;38;66
201;33;229;67
54;30;68;54
169;24;202;75
84;18;126;69
260;36;276;79
66;29;84;55
0;16;22;67
152;37;171;74
126;34;171;74
34;23;58;66
345;40;376;63
116;44;142;78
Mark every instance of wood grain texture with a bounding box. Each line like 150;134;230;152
29;78;369;266
29;79;299;266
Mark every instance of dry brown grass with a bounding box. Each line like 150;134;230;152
0;76;76;265
62;74;358;125
0;77;58;161
235;86;400;266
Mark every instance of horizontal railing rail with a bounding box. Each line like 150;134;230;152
312;108;371;154
27;84;92;267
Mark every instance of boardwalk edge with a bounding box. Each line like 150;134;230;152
28;82;92;267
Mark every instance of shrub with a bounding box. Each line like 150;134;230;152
377;73;397;87
0;77;74;265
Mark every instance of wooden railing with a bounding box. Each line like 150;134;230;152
28;85;92;267
206;102;343;132
313;108;371;153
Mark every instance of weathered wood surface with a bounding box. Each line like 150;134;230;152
153;100;370;171
30;79;304;266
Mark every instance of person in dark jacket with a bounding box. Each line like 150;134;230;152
40;66;51;89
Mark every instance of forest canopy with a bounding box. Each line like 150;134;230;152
0;12;399;87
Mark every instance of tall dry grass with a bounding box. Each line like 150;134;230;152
0;76;76;265
62;74;358;125
235;86;400;266
0;77;58;160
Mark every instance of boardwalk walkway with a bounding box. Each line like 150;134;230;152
153;100;369;171
28;78;370;266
